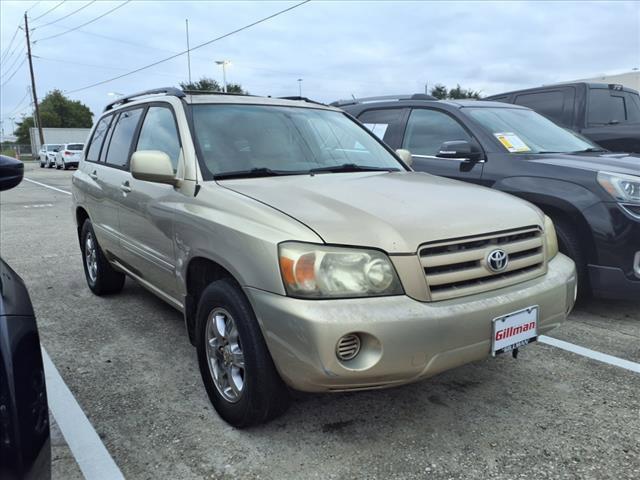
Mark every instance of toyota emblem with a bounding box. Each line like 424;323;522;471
487;249;509;272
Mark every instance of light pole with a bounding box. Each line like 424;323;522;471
8;117;16;136
215;60;231;93
297;78;303;97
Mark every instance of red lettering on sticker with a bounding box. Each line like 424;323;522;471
496;321;536;341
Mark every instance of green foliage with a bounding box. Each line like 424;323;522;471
180;76;248;94
429;84;448;100
429;83;482;100
14;90;93;144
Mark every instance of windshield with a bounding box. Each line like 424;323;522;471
47;144;62;151
466;107;598;154
191;105;403;178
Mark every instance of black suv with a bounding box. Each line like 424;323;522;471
486;83;640;154
336;95;640;300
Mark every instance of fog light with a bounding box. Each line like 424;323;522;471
336;334;361;361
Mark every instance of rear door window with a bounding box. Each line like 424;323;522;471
402;109;472;156
86;116;113;162
514;91;564;125
588;89;627;125
136;106;181;171
104;108;144;168
357;108;407;146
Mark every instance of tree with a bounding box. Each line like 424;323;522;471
180;76;248;94
14;90;93;144
429;83;482;100
429;84;448;100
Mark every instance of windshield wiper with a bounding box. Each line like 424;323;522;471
308;163;400;174
213;167;303;180
571;147;608;153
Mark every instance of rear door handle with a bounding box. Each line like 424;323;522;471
120;181;132;193
89;171;98;180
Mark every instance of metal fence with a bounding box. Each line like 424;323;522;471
0;143;34;160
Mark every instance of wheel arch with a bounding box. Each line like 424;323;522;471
184;256;241;346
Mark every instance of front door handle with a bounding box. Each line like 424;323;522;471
120;181;132;193
89;171;98;180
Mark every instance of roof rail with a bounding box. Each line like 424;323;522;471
278;96;326;106
330;93;437;107
104;87;185;111
182;89;256;97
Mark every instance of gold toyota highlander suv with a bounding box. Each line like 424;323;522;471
72;88;577;427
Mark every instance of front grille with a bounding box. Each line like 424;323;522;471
419;226;546;301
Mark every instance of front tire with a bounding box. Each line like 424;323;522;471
80;219;125;295
195;279;289;427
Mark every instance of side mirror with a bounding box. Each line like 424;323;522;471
395;148;413;167
131;150;176;185
0;155;24;192
436;140;483;161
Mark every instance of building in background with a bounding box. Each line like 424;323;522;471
29;127;91;158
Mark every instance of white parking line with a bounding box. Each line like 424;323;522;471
23;177;72;195
41;348;125;480
539;335;640;374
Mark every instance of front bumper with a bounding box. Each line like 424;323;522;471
588;264;640;300
246;254;576;392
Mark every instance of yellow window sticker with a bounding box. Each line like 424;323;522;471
494;132;531;153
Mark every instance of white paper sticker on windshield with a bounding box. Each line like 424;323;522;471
494;132;531;153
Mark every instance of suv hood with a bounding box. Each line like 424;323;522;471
528;152;639;175
221;172;543;253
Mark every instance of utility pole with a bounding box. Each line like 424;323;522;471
185;19;192;84
24;12;44;146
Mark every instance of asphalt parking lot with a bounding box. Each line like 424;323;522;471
1;162;639;480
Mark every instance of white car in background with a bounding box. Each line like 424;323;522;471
55;143;84;170
39;144;62;168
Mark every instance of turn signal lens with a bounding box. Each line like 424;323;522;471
544;215;558;259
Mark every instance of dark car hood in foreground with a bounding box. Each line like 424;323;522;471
527;152;640;176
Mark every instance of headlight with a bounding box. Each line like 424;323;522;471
544;215;558;259
597;171;640;204
278;242;403;298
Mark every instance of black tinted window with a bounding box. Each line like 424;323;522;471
588;89;626;125
105;109;143;168
86;116;112;162
68;144;84;151
514;91;564;123
136;107;181;171
358;108;404;143
402;109;471;156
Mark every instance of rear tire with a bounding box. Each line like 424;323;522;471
551;216;589;299
80;219;125;295
195;278;290;427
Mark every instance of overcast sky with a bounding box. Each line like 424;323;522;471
1;0;639;129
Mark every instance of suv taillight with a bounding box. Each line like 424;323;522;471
64;151;72;156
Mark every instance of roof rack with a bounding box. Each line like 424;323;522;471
104;87;185;111
278;96;326;106
182;89;256;97
330;93;436;107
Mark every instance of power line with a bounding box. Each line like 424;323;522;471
0;57;27;87
65;0;312;95
34;1;131;43
1;48;26;80
0;27;20;62
32;0;97;30
30;0;65;22
35;55;185;79
26;1;42;13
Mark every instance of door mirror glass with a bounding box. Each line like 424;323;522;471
0;155;24;191
395;149;412;166
436;140;482;161
131;150;176;185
